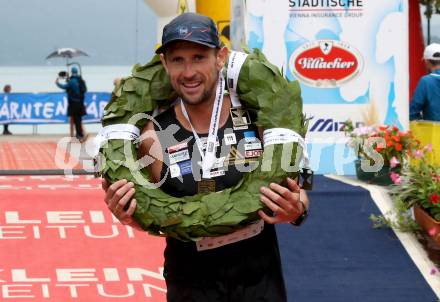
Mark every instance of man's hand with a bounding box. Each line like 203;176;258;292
258;177;306;224
102;178;141;230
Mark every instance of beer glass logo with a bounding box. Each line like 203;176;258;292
289;40;364;88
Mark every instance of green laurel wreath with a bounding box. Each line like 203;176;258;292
99;49;307;241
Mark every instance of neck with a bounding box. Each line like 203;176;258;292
431;66;440;73
177;95;231;133
184;96;215;125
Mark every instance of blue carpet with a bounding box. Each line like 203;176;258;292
277;176;438;302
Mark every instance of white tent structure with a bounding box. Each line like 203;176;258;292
143;0;196;46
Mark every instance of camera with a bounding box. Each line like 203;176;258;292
58;71;68;78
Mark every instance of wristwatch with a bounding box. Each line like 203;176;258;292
290;200;308;227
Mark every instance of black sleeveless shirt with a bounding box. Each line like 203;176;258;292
153;105;284;284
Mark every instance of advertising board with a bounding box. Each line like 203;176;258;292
233;0;409;174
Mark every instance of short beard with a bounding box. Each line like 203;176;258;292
179;73;218;106
180;89;213;106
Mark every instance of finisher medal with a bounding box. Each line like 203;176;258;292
198;179;216;193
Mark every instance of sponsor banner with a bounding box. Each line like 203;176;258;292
0;92;110;124
231;0;247;50
306;104;368;138
290;40;363;88
0;176;166;301
299;105;366;173
238;0;409;174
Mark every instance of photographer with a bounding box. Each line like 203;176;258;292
55;67;87;142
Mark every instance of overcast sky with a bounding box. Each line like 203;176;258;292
0;0;157;66
1;2;439;67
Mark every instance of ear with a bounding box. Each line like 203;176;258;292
159;54;169;74
216;47;229;71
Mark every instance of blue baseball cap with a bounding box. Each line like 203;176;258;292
156;13;221;54
71;67;78;74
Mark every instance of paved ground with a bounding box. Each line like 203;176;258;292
0;133;68;142
0;133;96;143
0;133;98;171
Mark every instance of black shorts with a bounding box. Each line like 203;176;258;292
164;225;287;302
67;100;86;116
166;261;287;302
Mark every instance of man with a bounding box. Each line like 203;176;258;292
103;13;309;302
410;43;440;121
2;85;12;135
55;67;87;141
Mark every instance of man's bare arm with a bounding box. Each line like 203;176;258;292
102;121;163;228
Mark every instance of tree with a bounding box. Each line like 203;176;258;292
420;0;440;44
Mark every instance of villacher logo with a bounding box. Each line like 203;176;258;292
289;40;363;88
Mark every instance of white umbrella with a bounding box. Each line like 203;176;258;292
46;47;89;60
46;48;89;75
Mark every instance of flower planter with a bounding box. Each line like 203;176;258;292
354;159;375;181
414;205;440;247
354;159;393;186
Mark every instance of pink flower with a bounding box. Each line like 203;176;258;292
414;150;424;159
389;172;402;185
424;144;433;152
353;126;373;136
389;157;400;168
428;228;438;237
